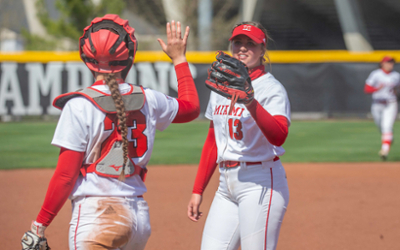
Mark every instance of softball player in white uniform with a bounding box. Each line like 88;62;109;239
22;15;199;250
364;56;400;160
188;22;290;250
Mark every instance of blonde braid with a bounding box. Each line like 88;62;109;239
105;74;128;182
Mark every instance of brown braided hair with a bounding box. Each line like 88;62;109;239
105;73;128;182
230;21;271;65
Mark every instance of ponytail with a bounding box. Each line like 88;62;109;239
105;74;128;182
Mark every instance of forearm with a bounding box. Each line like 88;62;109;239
364;84;379;94
245;100;289;146
173;62;200;123
192;123;218;195
36;148;84;226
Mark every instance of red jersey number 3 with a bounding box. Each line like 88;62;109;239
103;111;148;158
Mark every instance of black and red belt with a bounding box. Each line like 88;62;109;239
372;99;394;104
220;156;279;168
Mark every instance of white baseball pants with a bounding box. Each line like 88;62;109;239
201;160;289;250
371;100;398;139
69;196;151;250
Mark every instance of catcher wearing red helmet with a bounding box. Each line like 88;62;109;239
21;14;199;250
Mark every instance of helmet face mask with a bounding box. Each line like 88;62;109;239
80;14;137;79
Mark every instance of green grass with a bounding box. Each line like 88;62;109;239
0;121;59;169
0;120;399;169
149;120;209;165
282;120;400;162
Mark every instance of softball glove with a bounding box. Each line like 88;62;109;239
205;51;254;110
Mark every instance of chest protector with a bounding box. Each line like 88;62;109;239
53;85;147;180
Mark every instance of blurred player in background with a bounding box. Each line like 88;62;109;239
21;15;199;250
364;56;400;160
187;21;290;250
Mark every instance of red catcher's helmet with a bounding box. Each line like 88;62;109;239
79;14;137;79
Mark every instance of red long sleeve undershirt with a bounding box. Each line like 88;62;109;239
36;148;84;226
172;62;200;123
364;84;378;94
192;104;289;195
246;100;289;146
192;122;218;195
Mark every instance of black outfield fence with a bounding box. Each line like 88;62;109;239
1;51;399;120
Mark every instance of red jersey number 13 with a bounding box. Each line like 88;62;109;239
228;118;243;140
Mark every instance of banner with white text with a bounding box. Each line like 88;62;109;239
0;61;399;118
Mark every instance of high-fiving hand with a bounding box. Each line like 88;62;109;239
158;20;190;66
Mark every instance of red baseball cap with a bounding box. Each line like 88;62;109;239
381;56;395;63
229;24;266;45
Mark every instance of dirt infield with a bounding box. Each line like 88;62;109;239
2;162;399;250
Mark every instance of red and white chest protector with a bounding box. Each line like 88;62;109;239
52;82;178;198
53;84;147;180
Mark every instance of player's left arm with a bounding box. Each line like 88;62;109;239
395;74;400;99
245;100;289;146
172;62;200;123
157;20;200;123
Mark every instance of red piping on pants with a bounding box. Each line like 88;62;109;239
264;168;273;250
74;204;82;250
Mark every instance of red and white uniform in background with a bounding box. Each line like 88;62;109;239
194;65;291;250
364;66;400;154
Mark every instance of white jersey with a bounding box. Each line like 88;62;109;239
205;72;291;163
366;69;400;101
51;83;179;199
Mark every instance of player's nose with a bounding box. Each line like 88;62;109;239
239;45;248;51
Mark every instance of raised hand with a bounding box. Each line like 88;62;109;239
157;20;190;66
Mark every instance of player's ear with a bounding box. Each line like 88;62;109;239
260;45;266;58
259;46;266;62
